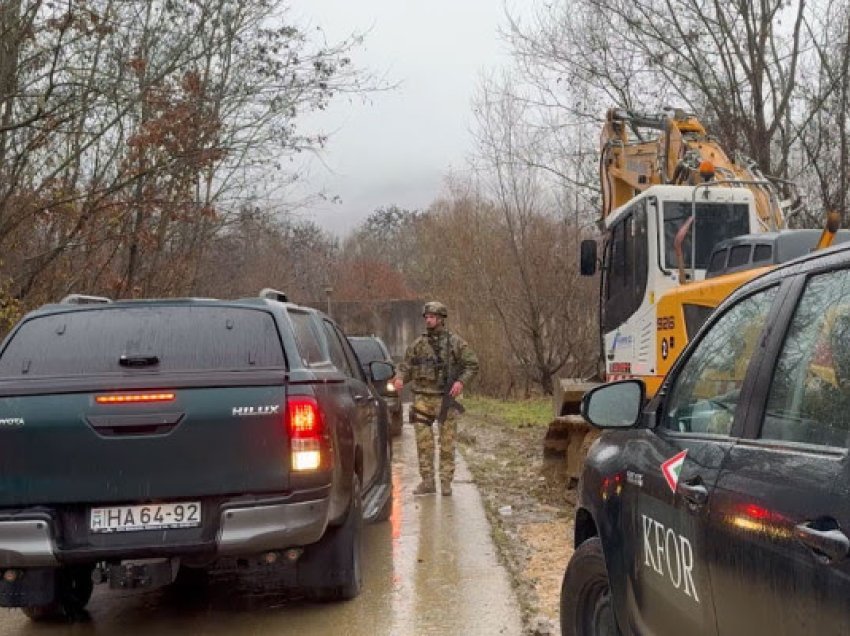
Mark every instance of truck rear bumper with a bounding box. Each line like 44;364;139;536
0;516;57;567
217;497;330;555
0;493;331;567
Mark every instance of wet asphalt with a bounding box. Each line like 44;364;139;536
0;420;523;635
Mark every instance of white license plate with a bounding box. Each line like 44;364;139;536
90;502;201;533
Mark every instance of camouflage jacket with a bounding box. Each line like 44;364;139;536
398;328;479;396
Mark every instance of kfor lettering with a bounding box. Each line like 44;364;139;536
642;514;700;602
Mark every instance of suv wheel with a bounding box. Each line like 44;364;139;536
560;538;620;636
22;565;94;622
390;410;403;437
303;474;364;601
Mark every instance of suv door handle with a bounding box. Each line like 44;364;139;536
794;522;850;562
679;481;709;507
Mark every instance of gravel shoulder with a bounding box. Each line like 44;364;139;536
456;397;575;636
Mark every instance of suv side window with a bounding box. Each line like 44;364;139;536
288;310;326;366
337;328;368;382
662;286;777;434
762;269;850;447
322;320;354;377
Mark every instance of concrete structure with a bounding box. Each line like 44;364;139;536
309;299;423;361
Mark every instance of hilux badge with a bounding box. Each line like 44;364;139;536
661;450;688;493
232;405;280;417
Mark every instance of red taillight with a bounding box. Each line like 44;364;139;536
287;397;322;437
287;397;325;471
96;392;175;404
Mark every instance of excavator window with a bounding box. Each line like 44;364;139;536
662;202;750;270
602;201;648;332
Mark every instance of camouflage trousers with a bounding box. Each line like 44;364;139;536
411;393;457;485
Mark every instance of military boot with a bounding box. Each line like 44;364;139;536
441;481;452;496
413;480;436;496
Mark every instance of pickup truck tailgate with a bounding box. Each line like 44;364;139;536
0;384;290;506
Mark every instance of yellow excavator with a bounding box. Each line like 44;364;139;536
548;108;842;482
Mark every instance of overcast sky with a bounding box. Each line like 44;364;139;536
288;0;522;236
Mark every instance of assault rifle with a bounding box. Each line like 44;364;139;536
433;370;465;427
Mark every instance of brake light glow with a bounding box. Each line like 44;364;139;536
287;397;325;472
288;398;321;436
96;392;175;404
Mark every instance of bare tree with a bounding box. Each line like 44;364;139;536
504;0;828;214
471;81;597;393
795;0;850;224
0;0;378;322
192;206;339;302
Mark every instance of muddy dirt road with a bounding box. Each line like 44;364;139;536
0;424;522;635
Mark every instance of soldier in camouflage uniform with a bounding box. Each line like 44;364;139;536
393;301;479;496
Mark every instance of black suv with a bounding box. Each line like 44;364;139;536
0;290;393;619
563;243;850;635
348;336;402;437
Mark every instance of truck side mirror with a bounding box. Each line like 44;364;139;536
581;380;645;429
580;240;598;276
369;361;395;383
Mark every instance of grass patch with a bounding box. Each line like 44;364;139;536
464;395;552;429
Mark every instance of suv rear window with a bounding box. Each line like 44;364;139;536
349;338;388;364
0;306;286;377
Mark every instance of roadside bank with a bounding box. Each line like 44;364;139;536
456;397;575;636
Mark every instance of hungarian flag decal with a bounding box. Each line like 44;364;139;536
661;450;688;493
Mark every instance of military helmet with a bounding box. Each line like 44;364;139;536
422;301;448;318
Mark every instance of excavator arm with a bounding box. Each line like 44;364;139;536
600;108;787;231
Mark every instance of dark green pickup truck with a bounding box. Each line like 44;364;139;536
0;290;394;619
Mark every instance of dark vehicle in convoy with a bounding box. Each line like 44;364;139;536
0;289;394;620
562;243;850;635
348;336;403;437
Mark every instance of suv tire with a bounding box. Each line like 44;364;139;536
390;410;403;437
301;474;364;601
560;537;620;636
22;566;94;622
